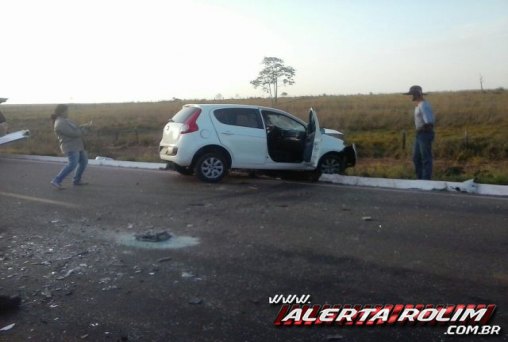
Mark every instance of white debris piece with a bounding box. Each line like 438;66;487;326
447;178;476;193
0;130;30;145
0;323;15;332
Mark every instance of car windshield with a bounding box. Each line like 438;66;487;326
263;111;305;132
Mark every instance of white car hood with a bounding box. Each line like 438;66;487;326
323;128;343;140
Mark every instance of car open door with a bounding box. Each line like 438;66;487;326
302;108;322;167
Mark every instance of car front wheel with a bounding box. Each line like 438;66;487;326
318;154;344;174
195;152;228;183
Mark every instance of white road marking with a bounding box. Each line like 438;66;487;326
0;191;79;208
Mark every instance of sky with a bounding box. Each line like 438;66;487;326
1;0;507;104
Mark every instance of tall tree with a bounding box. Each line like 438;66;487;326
250;57;295;104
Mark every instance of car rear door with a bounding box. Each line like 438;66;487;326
210;107;267;166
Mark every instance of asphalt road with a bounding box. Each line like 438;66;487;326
1;156;507;342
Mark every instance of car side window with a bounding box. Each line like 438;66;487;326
262;111;305;132
213;108;263;129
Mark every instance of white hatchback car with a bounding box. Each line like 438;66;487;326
159;104;356;182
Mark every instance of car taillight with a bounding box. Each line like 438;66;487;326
180;109;201;134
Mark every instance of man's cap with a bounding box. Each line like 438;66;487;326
0;98;7;104
403;85;426;96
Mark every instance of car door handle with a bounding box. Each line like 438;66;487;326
221;131;234;135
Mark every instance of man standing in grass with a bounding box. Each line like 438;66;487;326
404;85;435;180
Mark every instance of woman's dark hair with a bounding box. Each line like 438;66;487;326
51;104;68;123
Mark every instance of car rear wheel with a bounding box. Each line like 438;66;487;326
195;152;228;183
319;154;344;174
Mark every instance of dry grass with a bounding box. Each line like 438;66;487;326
1;89;507;184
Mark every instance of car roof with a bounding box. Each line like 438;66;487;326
184;103;299;118
185;103;279;110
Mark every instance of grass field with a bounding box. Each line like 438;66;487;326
1;90;507;184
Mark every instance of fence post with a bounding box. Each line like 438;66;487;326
402;129;406;151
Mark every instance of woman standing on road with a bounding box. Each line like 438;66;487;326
50;104;92;189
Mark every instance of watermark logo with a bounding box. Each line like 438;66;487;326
268;294;311;305
270;299;501;336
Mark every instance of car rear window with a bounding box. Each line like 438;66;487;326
171;106;200;123
213;108;263;129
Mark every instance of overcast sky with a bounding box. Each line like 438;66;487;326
2;0;507;104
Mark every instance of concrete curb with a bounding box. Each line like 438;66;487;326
320;174;508;197
2;154;507;197
1;154;166;170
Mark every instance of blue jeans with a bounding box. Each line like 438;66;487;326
413;131;434;180
53;150;88;185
